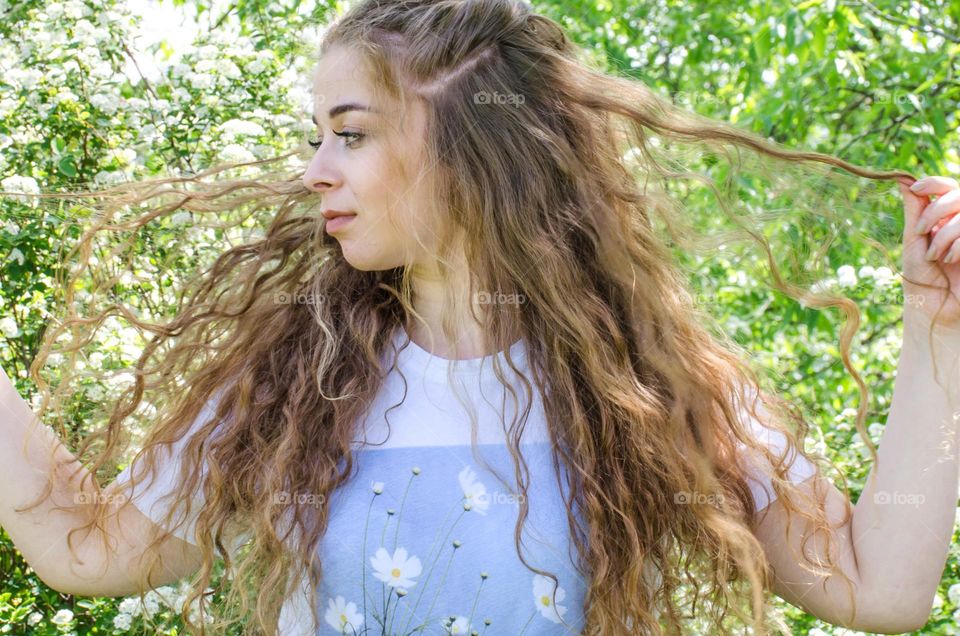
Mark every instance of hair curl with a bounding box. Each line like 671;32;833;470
12;0;948;634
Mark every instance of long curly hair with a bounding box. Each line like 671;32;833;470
12;0;944;633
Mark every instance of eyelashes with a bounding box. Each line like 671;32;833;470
307;130;365;149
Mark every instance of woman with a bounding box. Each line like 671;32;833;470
3;0;959;634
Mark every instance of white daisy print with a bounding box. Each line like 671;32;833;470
532;574;568;623
370;546;423;588
440;615;472;634
324;595;364;634
458;466;491;514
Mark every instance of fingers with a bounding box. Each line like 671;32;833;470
899;181;928;231
910;175;959;196
915;188;960;236
923;212;960;262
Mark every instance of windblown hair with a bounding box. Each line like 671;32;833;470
13;0;946;634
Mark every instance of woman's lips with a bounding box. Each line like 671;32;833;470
325;214;356;233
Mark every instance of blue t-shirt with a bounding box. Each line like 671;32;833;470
115;327;816;635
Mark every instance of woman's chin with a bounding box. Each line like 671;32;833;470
339;247;398;272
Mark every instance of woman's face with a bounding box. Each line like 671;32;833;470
302;45;441;271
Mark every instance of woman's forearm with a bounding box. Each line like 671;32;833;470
0;364;99;592
852;308;960;626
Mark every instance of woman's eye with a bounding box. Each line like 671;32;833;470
307;130;365;149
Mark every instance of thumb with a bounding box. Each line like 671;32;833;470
897;178;930;236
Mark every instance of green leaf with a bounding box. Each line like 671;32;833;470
932;109;947;138
840;4;865;29
753;23;771;63
57;155;77;178
812;25;827;58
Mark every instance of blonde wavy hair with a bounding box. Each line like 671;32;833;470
13;0;942;633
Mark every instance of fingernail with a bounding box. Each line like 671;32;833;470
910;179;926;192
915;220;928;235
926;244;938;260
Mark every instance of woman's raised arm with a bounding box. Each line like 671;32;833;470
0;365;202;596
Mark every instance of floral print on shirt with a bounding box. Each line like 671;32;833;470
321;450;582;636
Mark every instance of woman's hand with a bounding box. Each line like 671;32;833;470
898;175;960;329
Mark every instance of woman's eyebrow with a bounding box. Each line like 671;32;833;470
311;103;379;125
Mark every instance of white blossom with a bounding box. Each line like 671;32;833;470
872;266;895;286
219;119;267;139
219;143;256;164
214;59;242;79
836;265;857;288
94;170;129;186
0;317;19;338
170;63;192;79
7;248;24;266
51;609;74;625
46;3;65;19
197;44;219;60
0;98;18;118
90;92;119;115
113;612;133;630
532;574;567;623
324;595;364;634
53;88;80;105
194;59;217;73
948;582;960;605
370;546;422;587
64;0;90;19
2;175;40;201
114;148;138;167
188;72;216;90
137;123;161;144
10;67;43;90
125;97;149;112
142;591;162;618
73;19;100;45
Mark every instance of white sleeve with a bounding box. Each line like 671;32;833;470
277;573;318;636
733;387;818;512
113;389;236;549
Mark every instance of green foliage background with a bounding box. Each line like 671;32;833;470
1;0;959;633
